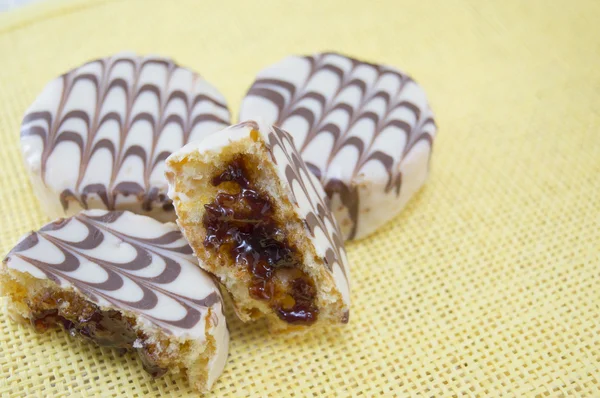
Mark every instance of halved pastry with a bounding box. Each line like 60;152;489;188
0;210;229;392
165;120;350;332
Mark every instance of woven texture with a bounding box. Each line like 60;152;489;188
1;0;599;396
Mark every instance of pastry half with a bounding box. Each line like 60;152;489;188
165;120;350;332
0;210;229;392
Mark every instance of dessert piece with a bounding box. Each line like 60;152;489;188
165;120;350;332
239;52;437;240
0;210;228;392
20;52;230;222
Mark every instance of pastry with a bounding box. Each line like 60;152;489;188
0;210;228;392
165;120;350;332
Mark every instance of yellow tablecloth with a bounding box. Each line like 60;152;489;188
1;0;599;396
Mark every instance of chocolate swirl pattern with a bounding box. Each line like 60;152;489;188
239;52;437;240
3;210;226;339
21;52;230;222
263;123;350;307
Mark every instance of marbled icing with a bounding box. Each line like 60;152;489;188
21;52;230;222
3;210;227;340
239;52;436;240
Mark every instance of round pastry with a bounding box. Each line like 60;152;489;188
20;52;230;222
239;52;437;240
0;210;229;392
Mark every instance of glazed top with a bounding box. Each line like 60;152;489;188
21;52;230;214
3;210;226;340
239;52;436;239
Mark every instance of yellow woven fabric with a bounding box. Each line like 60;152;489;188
1;0;599;396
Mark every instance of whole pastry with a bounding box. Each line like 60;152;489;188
20;52;230;222
239;52;436;240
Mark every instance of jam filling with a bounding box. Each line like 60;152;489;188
29;290;167;377
202;156;318;325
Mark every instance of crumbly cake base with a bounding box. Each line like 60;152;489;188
166;132;346;332
0;267;218;393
